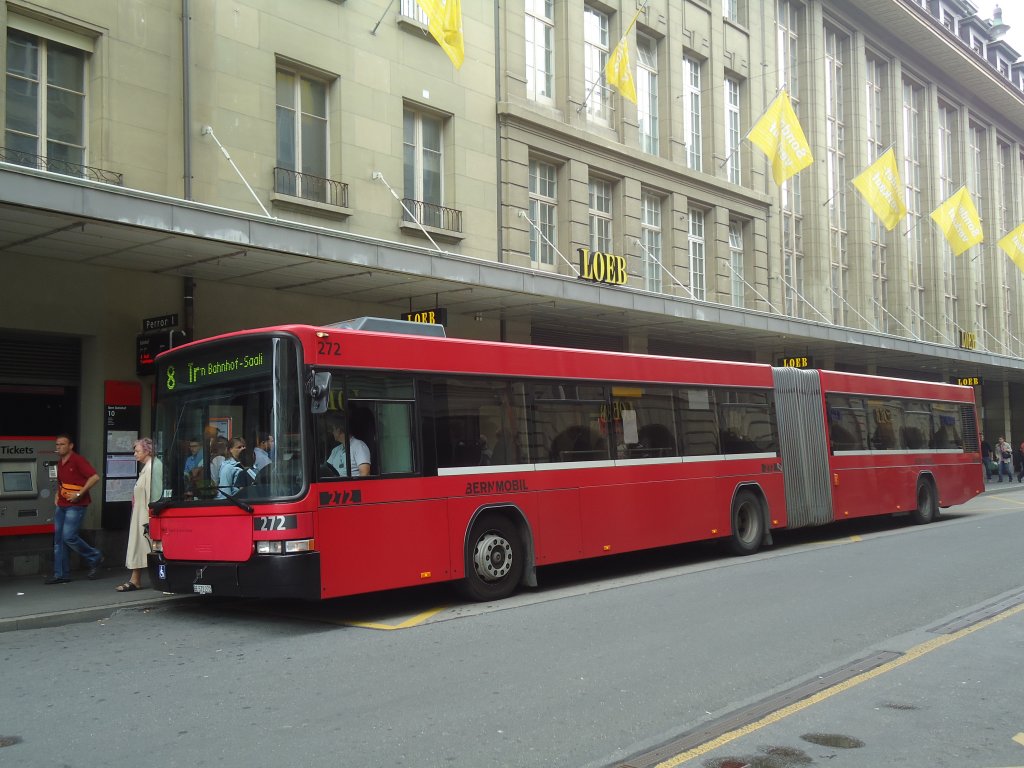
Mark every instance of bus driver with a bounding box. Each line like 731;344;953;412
327;413;371;477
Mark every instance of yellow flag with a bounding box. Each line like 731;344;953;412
998;221;1024;274
416;0;464;69
852;148;906;231
747;90;813;185
606;36;637;104
930;186;984;256
605;7;644;104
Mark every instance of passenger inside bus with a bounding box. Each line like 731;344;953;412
550;425;606;462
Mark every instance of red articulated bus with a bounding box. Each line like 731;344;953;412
147;318;984;601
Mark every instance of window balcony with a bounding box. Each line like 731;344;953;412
0;147;123;185
273;167;348;208
401;198;463;233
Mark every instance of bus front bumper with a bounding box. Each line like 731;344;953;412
147;552;321;600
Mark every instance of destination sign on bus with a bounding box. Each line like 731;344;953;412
159;339;273;393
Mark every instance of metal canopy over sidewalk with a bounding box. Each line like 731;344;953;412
3;162;1023;382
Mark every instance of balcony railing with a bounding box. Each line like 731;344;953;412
0;147;123;185
273;167;349;208
402;198;463;233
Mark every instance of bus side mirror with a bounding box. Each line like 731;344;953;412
309;371;332;414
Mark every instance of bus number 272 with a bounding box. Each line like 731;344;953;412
254;515;297;531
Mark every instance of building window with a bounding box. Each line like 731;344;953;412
997;141;1014;348
5;28;86;170
688;208;706;301
937;103;959;341
729;219;745;307
583;6;610;124
641;192;663;293
903;80;925;340
400;0;428;24
589;178;613;254
526;0;554;102
723;0;745;25
637;33;658;155
276;68;328;200
529;158;557;266
969;124;987;346
866;56;888;333
724;76;741;184
778;0;805;319
824;26;848;327
683;56;702;171
403;107;444;226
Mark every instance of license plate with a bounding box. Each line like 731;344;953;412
193;584;213;595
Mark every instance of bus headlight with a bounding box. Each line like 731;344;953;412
151;540;163;553
256;539;314;555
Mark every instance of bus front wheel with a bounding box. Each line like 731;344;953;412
727;490;764;556
461;513;523;601
910;478;937;525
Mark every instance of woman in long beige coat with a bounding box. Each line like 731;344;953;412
116;437;155;591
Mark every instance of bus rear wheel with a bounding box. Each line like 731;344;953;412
460;512;524;602
727;490;764;556
910;478;937;525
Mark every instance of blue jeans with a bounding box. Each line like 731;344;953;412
53;505;102;579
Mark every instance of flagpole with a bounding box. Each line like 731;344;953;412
722;260;785;315
372;171;444;254
828;286;880;333
518;210;581;277
870;299;920;341
773;274;832;324
909;307;955;346
633;238;696;300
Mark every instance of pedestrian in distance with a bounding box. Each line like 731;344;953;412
980;434;994;480
117;437;157;592
47;433;103;584
995;436;1013;483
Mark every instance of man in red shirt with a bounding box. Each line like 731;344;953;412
47;433;104;584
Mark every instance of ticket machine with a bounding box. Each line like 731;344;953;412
0;437;58;534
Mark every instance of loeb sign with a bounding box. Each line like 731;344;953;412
578;248;627;286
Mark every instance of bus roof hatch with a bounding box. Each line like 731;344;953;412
325;317;447;338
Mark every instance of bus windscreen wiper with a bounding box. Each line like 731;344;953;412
217;487;254;514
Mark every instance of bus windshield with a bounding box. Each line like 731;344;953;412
152;334;305;504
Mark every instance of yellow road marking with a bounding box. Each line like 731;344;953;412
849;535;862;542
656;602;1024;768
346;605;449;630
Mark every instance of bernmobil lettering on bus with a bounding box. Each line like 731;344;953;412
465;479;529;495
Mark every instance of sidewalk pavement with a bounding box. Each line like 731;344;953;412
0;480;1016;633
0;567;188;633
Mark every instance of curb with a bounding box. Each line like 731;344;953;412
0;594;190;633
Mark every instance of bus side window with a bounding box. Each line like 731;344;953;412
678;387;720;456
349;405;377;476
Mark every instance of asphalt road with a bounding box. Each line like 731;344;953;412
2;490;1023;768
